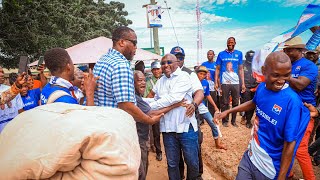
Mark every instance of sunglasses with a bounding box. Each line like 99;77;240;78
160;60;178;65
124;39;137;46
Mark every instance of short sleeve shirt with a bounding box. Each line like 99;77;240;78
249;83;309;179
22;88;41;111
291;57;318;106
93;48;136;108
216;50;243;84
135;95;151;142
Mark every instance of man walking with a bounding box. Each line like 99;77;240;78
148;54;201;180
93;26;161;124
215;37;245;127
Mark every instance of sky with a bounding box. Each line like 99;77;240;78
105;0;319;66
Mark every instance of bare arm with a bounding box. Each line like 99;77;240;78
288;76;311;92
37;64;47;89
84;69;99;106
239;65;246;93
215;100;255;120
304;102;319;117
0;73;26;105
277;141;296;180
214;65;221;90
206;95;218;111
118;102;162;125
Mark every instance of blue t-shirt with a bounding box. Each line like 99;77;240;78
40;84;78;105
201;79;210;105
201;61;216;81
21;88;41;111
249;83;309;179
291;57;318;106
216;50;243;84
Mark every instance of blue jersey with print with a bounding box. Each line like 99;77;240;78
216;50;243;84
22;88;41;111
291;57;318;106
201;61;216;81
249;83;309;179
40;83;78;105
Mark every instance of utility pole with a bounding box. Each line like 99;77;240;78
150;0;160;55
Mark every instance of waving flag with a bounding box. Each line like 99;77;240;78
252;4;320;82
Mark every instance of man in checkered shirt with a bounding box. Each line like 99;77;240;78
93;26;161;124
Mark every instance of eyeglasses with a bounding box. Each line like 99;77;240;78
160;60;178;65
124;39;137;46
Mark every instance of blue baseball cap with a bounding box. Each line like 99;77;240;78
170;46;185;56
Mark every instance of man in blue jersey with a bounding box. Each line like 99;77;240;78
215;52;310;180
41;48;96;105
201;50;220;116
215;37;245;127
283;36;317;180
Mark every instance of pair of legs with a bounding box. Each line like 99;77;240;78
240;90;255;128
221;84;240;126
163;125;200;180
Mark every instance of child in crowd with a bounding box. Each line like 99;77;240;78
196;66;226;149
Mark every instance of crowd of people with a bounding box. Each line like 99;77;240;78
0;26;320;180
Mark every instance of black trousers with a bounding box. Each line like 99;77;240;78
152;122;162;155
208;91;220;117
221;84;240;124
240;89;255;124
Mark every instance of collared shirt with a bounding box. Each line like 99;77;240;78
93;48;136;108
144;75;160;97
149;67;198;133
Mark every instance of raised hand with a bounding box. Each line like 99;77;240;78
15;72;27;88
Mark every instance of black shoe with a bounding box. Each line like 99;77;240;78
222;122;229;127
246;123;253;129
231;122;238;127
156;153;162;161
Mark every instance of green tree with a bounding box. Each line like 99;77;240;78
0;0;132;68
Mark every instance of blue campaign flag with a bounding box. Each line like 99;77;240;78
292;4;320;37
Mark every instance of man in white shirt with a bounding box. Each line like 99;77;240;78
147;54;200;180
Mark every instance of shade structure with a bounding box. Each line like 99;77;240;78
29;37;162;66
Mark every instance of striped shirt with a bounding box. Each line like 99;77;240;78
93;48;136;108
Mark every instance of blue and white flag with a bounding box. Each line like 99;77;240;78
252;4;320;81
